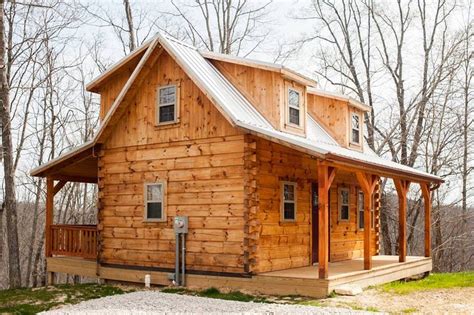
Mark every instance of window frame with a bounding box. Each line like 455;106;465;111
281;181;297;222
287;88;301;127
350;112;361;145
338;187;350;222
144;182;167;222
357;189;376;231
156;84;179;126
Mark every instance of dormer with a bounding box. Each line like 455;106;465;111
203;52;315;137
307;88;371;151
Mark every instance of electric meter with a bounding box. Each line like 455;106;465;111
174;216;188;233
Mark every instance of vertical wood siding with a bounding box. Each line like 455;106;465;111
97;51;246;273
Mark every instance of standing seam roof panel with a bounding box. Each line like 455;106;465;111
160;34;273;130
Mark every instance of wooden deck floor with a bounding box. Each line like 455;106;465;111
47;255;432;298
260;255;429;279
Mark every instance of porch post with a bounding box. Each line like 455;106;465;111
356;172;379;270
420;183;431;257
45;177;54;258
317;163;336;279
394;179;410;263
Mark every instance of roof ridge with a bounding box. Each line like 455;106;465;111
158;31;198;51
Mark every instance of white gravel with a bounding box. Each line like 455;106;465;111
42;291;377;314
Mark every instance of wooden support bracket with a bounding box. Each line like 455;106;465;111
355;172;379;270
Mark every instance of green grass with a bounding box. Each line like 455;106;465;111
380;272;474;294
197;287;269;303
0;283;126;315
401;307;418;313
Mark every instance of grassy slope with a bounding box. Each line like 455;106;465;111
381;272;474;294
0;284;125;314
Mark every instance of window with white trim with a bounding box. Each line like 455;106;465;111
281;182;297;221
157;85;177;124
357;190;375;230
288;88;300;126
144;182;166;221
338;187;350;221
351;113;361;144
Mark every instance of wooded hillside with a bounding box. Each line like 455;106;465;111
0;0;472;289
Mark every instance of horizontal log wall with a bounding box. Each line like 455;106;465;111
329;173;378;262
98;51;246;274
252;136;379;273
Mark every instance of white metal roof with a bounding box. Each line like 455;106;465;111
160;33;441;182
159;33;274;131
32;32;442;183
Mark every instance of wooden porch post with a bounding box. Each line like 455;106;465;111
355;172;379;270
420;183;431;257
45;177;54;258
394;179;410;263
45;177;67;285
317;163;336;279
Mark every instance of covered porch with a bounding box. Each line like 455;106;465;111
313;160;438;280
30;141;100;281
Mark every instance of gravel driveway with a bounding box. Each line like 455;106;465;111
43;291;375;314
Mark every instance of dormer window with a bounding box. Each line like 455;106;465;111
156;85;179;125
351;113;361;144
288;88;301;126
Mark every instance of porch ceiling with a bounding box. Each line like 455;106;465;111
30;141;98;183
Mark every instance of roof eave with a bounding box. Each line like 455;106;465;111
308;88;372;112
85;36;157;93
30;141;96;177
326;153;444;184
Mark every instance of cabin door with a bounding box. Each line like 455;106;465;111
311;182;330;264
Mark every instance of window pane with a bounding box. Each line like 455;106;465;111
159;105;175;122
358;192;364;208
352;114;359;129
284;184;295;201
288;89;299;107
341;189;349;204
159;86;176;104
352;129;360;143
284;202;295;220
147;184;162;201
341;205;349;220
359;208;364;229
147;202;162;219
289;107;300;125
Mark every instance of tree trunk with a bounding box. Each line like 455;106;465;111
123;0;136;52
0;0;21;288
32;229;45;288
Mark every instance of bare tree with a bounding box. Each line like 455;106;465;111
168;0;272;56
0;0;22;288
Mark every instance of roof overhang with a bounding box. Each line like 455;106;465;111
325;153;443;184
30;141;98;183
308;87;372;113
86;36;156;93
201;51;318;87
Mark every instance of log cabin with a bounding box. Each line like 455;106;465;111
31;33;442;297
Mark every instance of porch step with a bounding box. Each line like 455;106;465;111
334;284;363;296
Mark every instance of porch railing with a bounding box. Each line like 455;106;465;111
50;224;97;259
